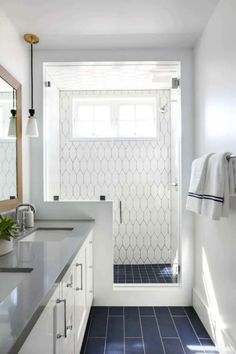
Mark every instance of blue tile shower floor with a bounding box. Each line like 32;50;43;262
114;264;178;284
81;306;218;354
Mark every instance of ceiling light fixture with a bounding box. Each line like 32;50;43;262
24;33;39;137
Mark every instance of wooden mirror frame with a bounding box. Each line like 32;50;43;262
0;65;22;212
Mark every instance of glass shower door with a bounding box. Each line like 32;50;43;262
113;89;180;284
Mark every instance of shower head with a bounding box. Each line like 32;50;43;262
159;103;168;114
159;100;178;114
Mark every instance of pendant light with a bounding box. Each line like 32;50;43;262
8;88;17;137
24;33;39;137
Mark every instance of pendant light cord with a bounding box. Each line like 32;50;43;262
31;43;33;109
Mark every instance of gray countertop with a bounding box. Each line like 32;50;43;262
0;219;95;354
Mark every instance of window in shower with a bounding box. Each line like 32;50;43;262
44;61;181;286
71;95;157;139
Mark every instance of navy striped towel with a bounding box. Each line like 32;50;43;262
186;153;231;220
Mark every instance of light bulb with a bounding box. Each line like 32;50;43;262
26;116;39;137
8;112;16;137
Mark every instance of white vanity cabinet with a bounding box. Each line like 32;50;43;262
18;284;62;354
74;231;94;350
19;232;93;354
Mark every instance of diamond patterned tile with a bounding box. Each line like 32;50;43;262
59;90;172;264
0;92;17;200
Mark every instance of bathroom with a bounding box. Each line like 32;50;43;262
0;0;235;353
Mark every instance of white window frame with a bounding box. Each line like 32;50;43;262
70;93;160;141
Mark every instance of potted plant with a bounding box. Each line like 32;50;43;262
0;215;17;256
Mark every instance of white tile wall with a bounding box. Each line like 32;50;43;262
0;92;17;201
59;90;172;264
0;141;16;200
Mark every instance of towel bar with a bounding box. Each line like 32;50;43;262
227;154;236;160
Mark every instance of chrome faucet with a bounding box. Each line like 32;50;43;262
16;203;36;232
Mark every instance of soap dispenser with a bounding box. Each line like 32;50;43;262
24;207;34;228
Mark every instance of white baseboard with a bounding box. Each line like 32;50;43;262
193;288;236;354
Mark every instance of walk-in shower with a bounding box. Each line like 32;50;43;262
44;61;181;285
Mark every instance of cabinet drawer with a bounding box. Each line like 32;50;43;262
19;285;61;354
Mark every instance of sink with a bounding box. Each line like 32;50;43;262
0;272;28;302
20;228;73;243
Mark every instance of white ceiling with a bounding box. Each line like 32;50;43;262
46;62;180;90
0;0;219;50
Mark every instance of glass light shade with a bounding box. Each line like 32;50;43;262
8;116;16;137
26;116;39;137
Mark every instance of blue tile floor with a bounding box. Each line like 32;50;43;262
81;306;219;354
114;264;178;284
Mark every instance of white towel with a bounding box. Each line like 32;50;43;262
229;158;236;195
234;159;236;192
186;153;214;214
200;152;230;220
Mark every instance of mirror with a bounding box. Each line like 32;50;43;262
0;65;22;212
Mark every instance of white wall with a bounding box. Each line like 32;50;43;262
32;48;194;306
0;8;30;201
194;0;236;352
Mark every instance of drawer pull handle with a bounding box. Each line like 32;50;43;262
76;263;83;291
56;298;67;338
66;282;73;288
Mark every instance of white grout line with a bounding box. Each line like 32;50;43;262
103;307;110;354
123;307;126;354
82;307;95;354
183;307;203;347
137;266;142;283
117;265;119;283
153;306;167;354
168;307;186;354
162;337;184;339
138;307;146;354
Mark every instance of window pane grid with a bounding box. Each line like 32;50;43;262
72;96;157;139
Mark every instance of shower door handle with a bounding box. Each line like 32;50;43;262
169;180;178;191
119;201;122;224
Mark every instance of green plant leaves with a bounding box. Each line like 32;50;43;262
0;215;17;241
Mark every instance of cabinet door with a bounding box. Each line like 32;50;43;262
19;284;62;354
74;245;86;351
86;234;93;309
61;265;75;354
